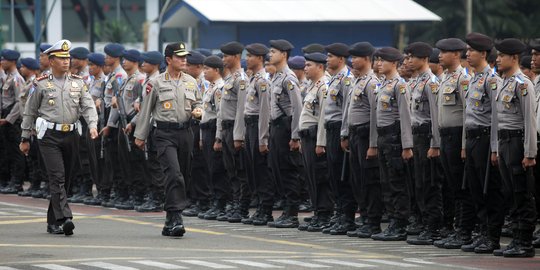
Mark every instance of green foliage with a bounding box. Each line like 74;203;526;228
95;20;137;43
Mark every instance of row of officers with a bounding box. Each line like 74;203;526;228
0;33;539;258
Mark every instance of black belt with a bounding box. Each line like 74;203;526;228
350;123;370;135
155;121;190;130
245;115;259;125
324;121;341;130
498;129;524;140
439;126;462;137
222;120;235;129
412;123;431;135
466;127;490;139
377;121;400;136
299;125;317;138
270;115;291;126
200;119;216;130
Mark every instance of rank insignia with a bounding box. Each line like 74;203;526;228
288;81;294;90
429;83;438;94
260;84;267;92
521;83;528;96
48;99;55;106
163;101;172;109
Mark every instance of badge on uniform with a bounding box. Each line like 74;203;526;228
520;83;528;96
48;99;55;106
71;81;79;88
260;83;267;92
163;101;172;109
146;83;153;94
399;84;406;94
429;82;438;94
489;78;497;90
249;95;255;102
460;80;469;91
46;82;54;89
288;81;294;91
344;78;351;86
240;82;246;91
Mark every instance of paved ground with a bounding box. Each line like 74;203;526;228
0;194;539;270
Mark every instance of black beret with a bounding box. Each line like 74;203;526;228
304;52;327;64
302;43;325;54
246;43;270;56
520;55;532;69
529;39;540;51
406;42;432;58
429;48;440;64
70;47;90;60
88;53;105;66
288;56;306;69
104;43;125;57
349;42;375;57
20;58;40;70
165;42;190;58
40;44;52;53
195;48;212;57
374;47;403;62
325;43;350;57
220;41;244;55
435;38;467;52
122;49;140;62
187;51;205;65
487;49;498;63
465;32;493;51
269;39;294;51
1;49;20;61
141;51;163;65
204;55;223;69
495;38;527;55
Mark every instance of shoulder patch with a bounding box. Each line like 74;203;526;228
71;74;82;79
146;83;153;94
239;80;246;91
488;78;498;90
429;82;438;94
260;83;267;92
344;77;351;86
36;74;48;81
460;80;469;91
287;80;294;91
398;83;406;94
520;83;528;96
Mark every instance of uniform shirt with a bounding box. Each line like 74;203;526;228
1;69;24;124
465;65;501;152
533;75;540;113
76;66;90;82
299;77;310;99
131;70;160;127
270;66;303;140
324;66;352;124
134;71;202;141
244;69;271;146
437;66;471;149
299;77;327;147
376;73;413;149
341;70;379;148
202;78;224;140
497;70;537;158
89;72;107;101
217;68;248;141
196;73;209;96
103;65;128;108
21;74;98;138
410;70;441;148
19;75;36;115
107;70;145;127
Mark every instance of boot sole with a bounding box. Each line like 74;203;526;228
63;221;75;236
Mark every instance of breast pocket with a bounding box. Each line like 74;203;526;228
68;88;82;105
469;90;484;112
184;91;196;111
442;86;457;106
43;90;60;108
222;84;237;102
498;92;517;114
158;90;175;111
378;93;392;112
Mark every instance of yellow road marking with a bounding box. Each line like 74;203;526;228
0;216;92;225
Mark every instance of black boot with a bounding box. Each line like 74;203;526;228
47;224;64;234
461;234;487;252
252;207;274;226
229;201;250;223
443;229;472;249
407;225;441;245
307;213;331;232
62;219;75;236
162;211;185;237
356;223;382;238
503;229;535;258
274;206;299;228
203;200;227;220
330;214;357;235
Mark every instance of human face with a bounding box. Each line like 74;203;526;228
351;55;369;71
326;53;342;70
88;62;101;77
465;46;486;68
222;54;239;69
378;60;396;76
186;63;203;78
408;56;425;71
265;62;276;75
304;61;322;81
531;49;540;72
122;59;137;72
104;55;116;66
268;48;285;65
496;53;517;74
167;55;187;73
141;62;157;74
246;53;262;71
438;51;459;69
49;56;70;73
203;66;219;82
39;53;49;70
71;58;86;70
0;59;14;71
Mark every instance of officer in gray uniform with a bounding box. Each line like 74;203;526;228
267;39;303;228
433;38;476;250
0;49;25;194
323;43;356;235
492;39;537;258
214;41;251;223
134;42;202;237
20;39;99;236
403;42;444;246
341;42;382;239
370;47;413;241
198;56;231;220
242;43;275;225
297;52;332;232
531;39;540;248
460;32;506;254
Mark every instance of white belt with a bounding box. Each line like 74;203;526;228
46;122;78;132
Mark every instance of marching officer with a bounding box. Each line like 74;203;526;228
20;39;99;236
134;42;203;237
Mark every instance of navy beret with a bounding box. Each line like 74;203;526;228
304;52;327;64
520;55;532;69
204;55;223;69
220;41;244;55
325;43;350;57
141;51;163;65
288;56;306;69
436;38;467;52
465;32;493;52
20;58;40;70
70;47;90;60
529;39;540;51
246;43;269;56
40;44;52;53
374;47;403;62
195;48;212;57
406;42;432;58
302;43;325;54
495;38;527;55
104;43;125;57
88;53;105;66
429;48;440;64
349;42;375;57
270;39;294;51
122;49;140;62
1;49;20;61
187;51;205;65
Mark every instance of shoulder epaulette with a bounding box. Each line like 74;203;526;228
36;74;48;81
71;74;83;79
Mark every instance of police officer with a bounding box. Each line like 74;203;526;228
433;38;475;249
324;43;356;235
530;39;540;248
370;47;413;241
461;32;505;254
242;43;274;225
403;42;444;245
198;55;232;220
134;42;203;237
429;48;444;81
493;39;537;258
341;42;382;238
214;42;251;222
0;49;25;194
20;39;99;236
70;47;90;80
183;51;212;217
39;44;52;76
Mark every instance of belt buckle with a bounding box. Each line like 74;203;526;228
61;124;70;132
